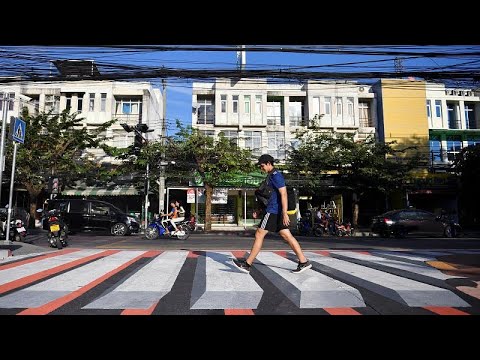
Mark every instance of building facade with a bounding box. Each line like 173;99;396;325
191;77;480;226
0;78;164;217
191;78;377;226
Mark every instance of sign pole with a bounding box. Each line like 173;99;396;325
4;142;18;244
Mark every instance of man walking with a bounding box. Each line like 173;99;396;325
232;154;312;274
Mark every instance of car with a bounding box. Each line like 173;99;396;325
43;199;140;236
371;208;462;238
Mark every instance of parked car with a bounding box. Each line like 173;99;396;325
371;208;461;238
43;199;140;236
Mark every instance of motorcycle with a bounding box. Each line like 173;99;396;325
38;208;69;249
144;214;191;240
0;209;27;242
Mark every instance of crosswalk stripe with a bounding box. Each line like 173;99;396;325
84;251;188;310
190;252;263;309
370;250;437;262
255;252;365;308
329;250;462;280
305;252;471;307
0;250;145;312
0;249;113;295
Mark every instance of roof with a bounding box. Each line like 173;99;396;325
51;60;101;78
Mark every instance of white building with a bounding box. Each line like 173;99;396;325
425;82;480;166
0;62;163;164
192;78;376;161
190;78;377;228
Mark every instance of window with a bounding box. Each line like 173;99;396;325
65;94;72;110
255;95;262;114
244;131;262;156
0;93;13;111
426;100;431;118
115;97;143;115
196;96;214;124
221;95;227;113
232;95;239;113
358;101;372;127
312;97;320;119
112;129;132;147
429;135;443;162
467;135;480;147
324;97;331;115
45;95;60;113
268;132;286;160
289;100;303;126
465;104;475;129
89;93;95;111
336;97;342;116
447;103;459;129
78;96;83;112
7;93;15;111
446;135;462;161
267;99;282;125
244;95;250;114
199;130;215;137
435;100;442;117
347;97;354;116
220;130;238;146
101;93;107;112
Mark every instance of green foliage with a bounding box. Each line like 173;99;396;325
6;108;117;198
454;144;480;225
287;131;423;195
169;122;255;186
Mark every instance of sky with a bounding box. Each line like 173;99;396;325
1;45;479;136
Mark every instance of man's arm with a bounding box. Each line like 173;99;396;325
278;186;290;226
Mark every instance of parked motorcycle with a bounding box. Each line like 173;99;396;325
144;214;191;240
0;208;27;242
38;208;68;249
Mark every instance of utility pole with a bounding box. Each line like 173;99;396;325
158;79;167;214
0;95;10;206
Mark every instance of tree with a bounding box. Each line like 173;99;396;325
287;131;423;226
454;144;480;226
164;122;255;231
5;109;116;227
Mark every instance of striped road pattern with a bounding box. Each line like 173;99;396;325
0;248;479;315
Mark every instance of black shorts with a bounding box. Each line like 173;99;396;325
258;212;289;232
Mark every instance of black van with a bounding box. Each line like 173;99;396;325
44;199;140;236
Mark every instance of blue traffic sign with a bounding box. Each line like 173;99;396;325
12;117;26;144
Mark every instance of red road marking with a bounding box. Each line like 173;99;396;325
354;251;371;255
324;308;361;315
231;251;247;259
423;306;470;315
224;309;254;315
0;249;79;271
122;302;159;315
18;250;150;315
314;250;331;257
0;250;117;295
274;251;287;258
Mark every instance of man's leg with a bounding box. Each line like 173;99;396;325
245;228;268;266
278;228;308;264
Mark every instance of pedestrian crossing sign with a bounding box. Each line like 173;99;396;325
10;117;26;144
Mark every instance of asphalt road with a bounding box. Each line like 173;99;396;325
1;230;479;316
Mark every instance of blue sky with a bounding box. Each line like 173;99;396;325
1;45;479;136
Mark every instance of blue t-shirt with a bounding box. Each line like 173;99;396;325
265;169;286;214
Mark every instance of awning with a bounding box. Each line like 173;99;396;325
61;185;139;196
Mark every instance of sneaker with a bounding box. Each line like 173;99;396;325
232;258;251;274
291;260;312;274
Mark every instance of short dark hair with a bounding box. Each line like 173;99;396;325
257;154;275;165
